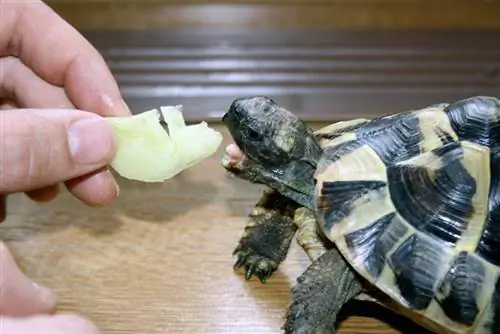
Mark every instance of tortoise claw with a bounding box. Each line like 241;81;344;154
232;245;243;256
233;254;247;270
244;266;256;280
233;245;278;284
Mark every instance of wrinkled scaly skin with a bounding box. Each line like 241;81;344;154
222;96;323;209
221;96;364;333
232;187;298;283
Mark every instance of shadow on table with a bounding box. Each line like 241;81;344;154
109;170;221;223
0;169;222;242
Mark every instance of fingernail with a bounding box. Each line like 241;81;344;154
67;117;114;165
104;167;120;197
121;99;132;115
113;177;120;197
32;282;57;306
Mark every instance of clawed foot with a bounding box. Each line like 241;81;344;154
283;249;363;334
283;275;335;334
224;142;276;283
233;243;278;283
225;142;297;283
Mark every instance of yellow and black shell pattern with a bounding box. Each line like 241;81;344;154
313;96;500;333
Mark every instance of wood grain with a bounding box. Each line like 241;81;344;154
46;0;500;30
82;28;500;123
0;123;429;333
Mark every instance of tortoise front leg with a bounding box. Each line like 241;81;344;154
233;187;298;283
284;208;363;334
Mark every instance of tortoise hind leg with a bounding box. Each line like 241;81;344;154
233;187;298;283
284;208;363;334
294;207;332;261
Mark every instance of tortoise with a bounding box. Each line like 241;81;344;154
220;95;500;334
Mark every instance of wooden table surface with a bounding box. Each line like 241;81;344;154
0;124;426;334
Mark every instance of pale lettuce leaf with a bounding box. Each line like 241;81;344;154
105;105;223;182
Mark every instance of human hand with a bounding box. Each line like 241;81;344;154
0;242;100;333
0;1;131;220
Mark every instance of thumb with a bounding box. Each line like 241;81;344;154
0;242;57;316
0;109;115;194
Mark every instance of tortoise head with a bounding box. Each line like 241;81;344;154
223;96;304;167
221;96;322;208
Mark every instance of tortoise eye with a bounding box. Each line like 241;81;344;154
261;105;272;113
247;128;262;141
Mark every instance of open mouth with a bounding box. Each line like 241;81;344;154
221;109;247;169
221;142;245;168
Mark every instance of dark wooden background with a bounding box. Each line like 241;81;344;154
46;0;500;122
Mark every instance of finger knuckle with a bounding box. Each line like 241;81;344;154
0;113;60;191
0;139;39;190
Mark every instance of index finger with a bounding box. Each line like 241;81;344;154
0;1;130;117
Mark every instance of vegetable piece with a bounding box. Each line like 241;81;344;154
104;105;223;182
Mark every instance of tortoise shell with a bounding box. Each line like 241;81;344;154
313;96;500;333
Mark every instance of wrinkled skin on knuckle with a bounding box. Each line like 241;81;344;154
0;113;67;192
0;135;32;191
1;136;37;190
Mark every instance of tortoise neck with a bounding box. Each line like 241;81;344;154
258;136;322;209
271;164;318;210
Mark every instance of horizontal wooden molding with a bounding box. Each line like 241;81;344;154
83;28;500;122
46;0;500;4
46;0;499;4
47;1;500;30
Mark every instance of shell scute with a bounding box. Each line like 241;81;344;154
435;251;485;326
387;232;453;310
313;96;500;333
343;211;399;278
